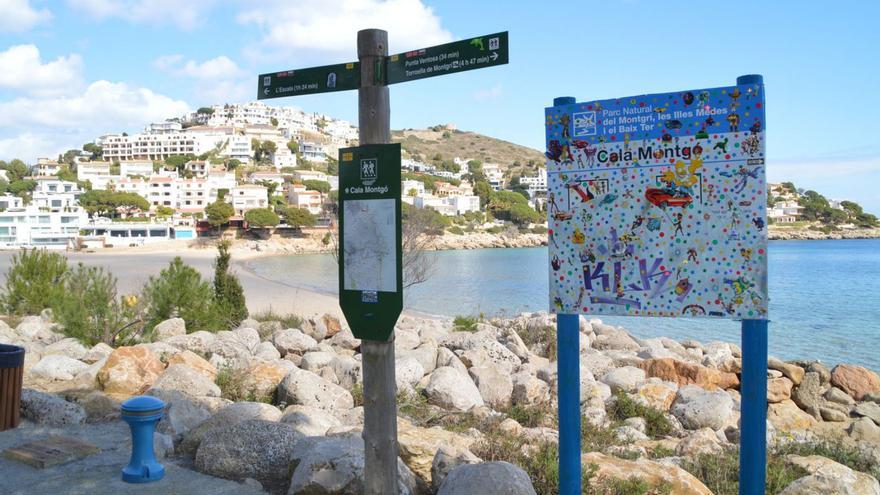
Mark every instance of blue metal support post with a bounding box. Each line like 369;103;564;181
740;319;768;495
557;313;581;494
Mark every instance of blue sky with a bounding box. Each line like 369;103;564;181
1;0;878;212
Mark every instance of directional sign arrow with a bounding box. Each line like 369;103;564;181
386;31;509;85
263;87;270;96
491;52;498;61
257;62;360;100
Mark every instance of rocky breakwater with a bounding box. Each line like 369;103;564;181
428;232;547;251
2;311;880;494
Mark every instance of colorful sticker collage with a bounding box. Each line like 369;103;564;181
545;83;768;319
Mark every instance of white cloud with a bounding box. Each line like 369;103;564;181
0;0;51;32
237;0;452;61
473;85;502;101
154;54;249;104
66;0;217;29
0;80;190;161
0;45;83;97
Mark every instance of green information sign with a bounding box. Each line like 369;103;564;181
338;144;403;341
257;62;360;99
387;31;508;85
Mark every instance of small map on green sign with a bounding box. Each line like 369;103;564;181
387;31;508;85
257;62;359;99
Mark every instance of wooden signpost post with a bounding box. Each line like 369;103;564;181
258;28;508;494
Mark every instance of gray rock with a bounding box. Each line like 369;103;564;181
280;404;341;436
20;388;86;426
231;327;260;353
671;385;735;430
253;341;281;361
81;342;113;364
469;364;513;409
16;316;60;343
614;425;649;442
826;387;856;406
593;331;640;351
806;361;832;384
431;445;481;493
165;331;217;357
277;368;354;412
438;461;537;495
150;364;221;397
600;366;646;393
854;402;880;425
148;389;229;440
426;366;484;411
394;327;421;352
327;326;360;351
42;338;88;361
195;419;303;492
288;434;416;495
580;349;615;378
820;407;849;422
511;371;550;406
396;356;426;393
792;371;823;419
153;318;186;341
848;417;880;444
399;345;438;374
272;328;317;356
238;318;261;331
207;335;252;370
300;351;335;372
137;341;183;363
179;401;283;457
330;354;362;390
780;455;880;495
436;347;468;375
28;354;88;382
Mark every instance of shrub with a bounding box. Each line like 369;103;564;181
251;308;303;329
452;315;480;332
679;448;807;495
244;208;280;228
447;226;465;235
503;403;556;428
213;241;247;328
142;257;220;334
607;390;673;438
215;366;272;403
774;440;880;480
52;263;145;346
1;249;68;314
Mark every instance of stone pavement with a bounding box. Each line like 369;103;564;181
0;421;265;495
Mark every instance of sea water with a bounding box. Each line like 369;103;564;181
248;239;880;370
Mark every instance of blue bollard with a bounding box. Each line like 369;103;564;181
120;395;165;483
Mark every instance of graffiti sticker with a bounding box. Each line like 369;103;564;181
545;83;767;319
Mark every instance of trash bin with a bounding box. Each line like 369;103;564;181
0;344;25;431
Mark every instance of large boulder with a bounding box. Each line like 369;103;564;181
431;446;481;493
849;417;880;445
179;401;282;457
276;368;354;412
195;419;303;493
511;371;550;406
853;402;880;425
438;461;536;495
42;338;88;361
593;331;641;351
639;358;739;390
425;366;484;412
469;364;513;409
768;377;795;403
670;385;735;430
331;354;362;390
396;356;426;393
583;452;712;494
272;328;317;356
28;354;88;382
792;372;824;418
149;364;220;397
240;361;292;401
634;381;678;412
148;389;228;440
397;418;474;488
164;331;217;357
152;317;186;341
601;366;646;393
19;389;86;426
82;342;114;364
207;333;252;370
96;346;165;395
780;455;880;495
280;404;341;436
767;400;818;432
769;357;806;386
288;434;417;495
831;364;880;401
166;349;217;380
16;316;60;343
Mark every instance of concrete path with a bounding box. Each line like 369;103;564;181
0;421;265;495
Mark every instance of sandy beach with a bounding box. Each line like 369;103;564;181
0;248;344;319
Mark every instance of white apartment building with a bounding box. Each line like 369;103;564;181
0;194;23;210
768;200;804;223
251;171;285;186
483;164;504;191
32;178;82;210
286;184;323;215
414;195;480;216
144;177;178;209
34;158;61;176
402;180;426;197
76;162;118;190
230;185;268;215
519;167;547;198
299;141;327;163
177;178;210;214
79;222;174;247
120;160;153;177
293;170;329;183
0;205;87;249
453;157;471;175
184;160;210;177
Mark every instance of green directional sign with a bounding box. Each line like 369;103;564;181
338;144;403;342
257;62;360;99
387;31;508;85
